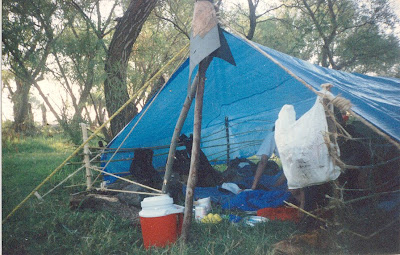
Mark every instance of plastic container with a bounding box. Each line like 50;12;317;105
139;195;184;249
243;216;269;227
257;207;300;222
195;197;211;212
195;205;207;221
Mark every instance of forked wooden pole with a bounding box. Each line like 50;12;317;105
181;56;212;243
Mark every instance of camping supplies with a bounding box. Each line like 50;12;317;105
242;216;269;227
257;207;300;222
200;213;223;224
275;94;341;189
194;197;211;221
139;195;184;249
195;205;207;221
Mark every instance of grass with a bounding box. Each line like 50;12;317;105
8;134;399;254
2;134;303;254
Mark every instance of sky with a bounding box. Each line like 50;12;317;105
1;0;400;124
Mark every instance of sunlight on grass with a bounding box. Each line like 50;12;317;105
2;134;74;154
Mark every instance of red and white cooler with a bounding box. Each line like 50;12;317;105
139;195;184;249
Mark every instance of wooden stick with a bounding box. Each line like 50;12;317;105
225;116;230;165
89;166;162;193
96;188;163;196
162;74;200;193
284;201;330;224
181;56;212;243
325;189;400;209
34;192;44;201
339;217;400;240
80;123;93;190
42;163;88;198
64;183;87;188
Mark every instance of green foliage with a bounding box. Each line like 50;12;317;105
337;26;400;75
53;19;107;88
2;0;58;135
252;19;314;60
2;0;56;77
2;133;70;155
126;1;191;107
223;0;400;75
275;0;400;73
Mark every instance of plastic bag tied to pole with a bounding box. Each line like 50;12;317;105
275;91;340;189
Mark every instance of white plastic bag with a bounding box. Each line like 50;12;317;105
275;95;340;189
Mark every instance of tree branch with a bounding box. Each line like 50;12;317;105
154;12;190;39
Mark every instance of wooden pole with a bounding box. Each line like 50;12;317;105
181;56;212;243
162;74;200;193
225;116;230;165
80;123;92;190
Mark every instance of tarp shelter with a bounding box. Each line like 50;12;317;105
101;31;400;184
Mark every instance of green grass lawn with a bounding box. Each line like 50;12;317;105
1;135;327;254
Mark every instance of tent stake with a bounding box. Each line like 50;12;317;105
181;56;212;243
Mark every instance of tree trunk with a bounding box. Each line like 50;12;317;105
12;79;32;133
246;0;257;40
41;104;47;126
104;0;157;137
33;81;76;140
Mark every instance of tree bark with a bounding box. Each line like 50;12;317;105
12;79;32;133
181;56;212;243
41;104;47;126
162;75;199;193
104;0;157;137
246;0;257;40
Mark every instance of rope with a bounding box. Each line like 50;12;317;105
89;166;162;193
96;188;163;196
2;43;189;224
41;154;101;198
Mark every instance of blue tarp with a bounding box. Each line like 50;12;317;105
183;172;291;212
101;31;400;184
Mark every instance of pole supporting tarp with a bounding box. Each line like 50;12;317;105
181;56;212;242
162;74;200;193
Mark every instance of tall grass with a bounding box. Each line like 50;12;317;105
2;135;301;254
